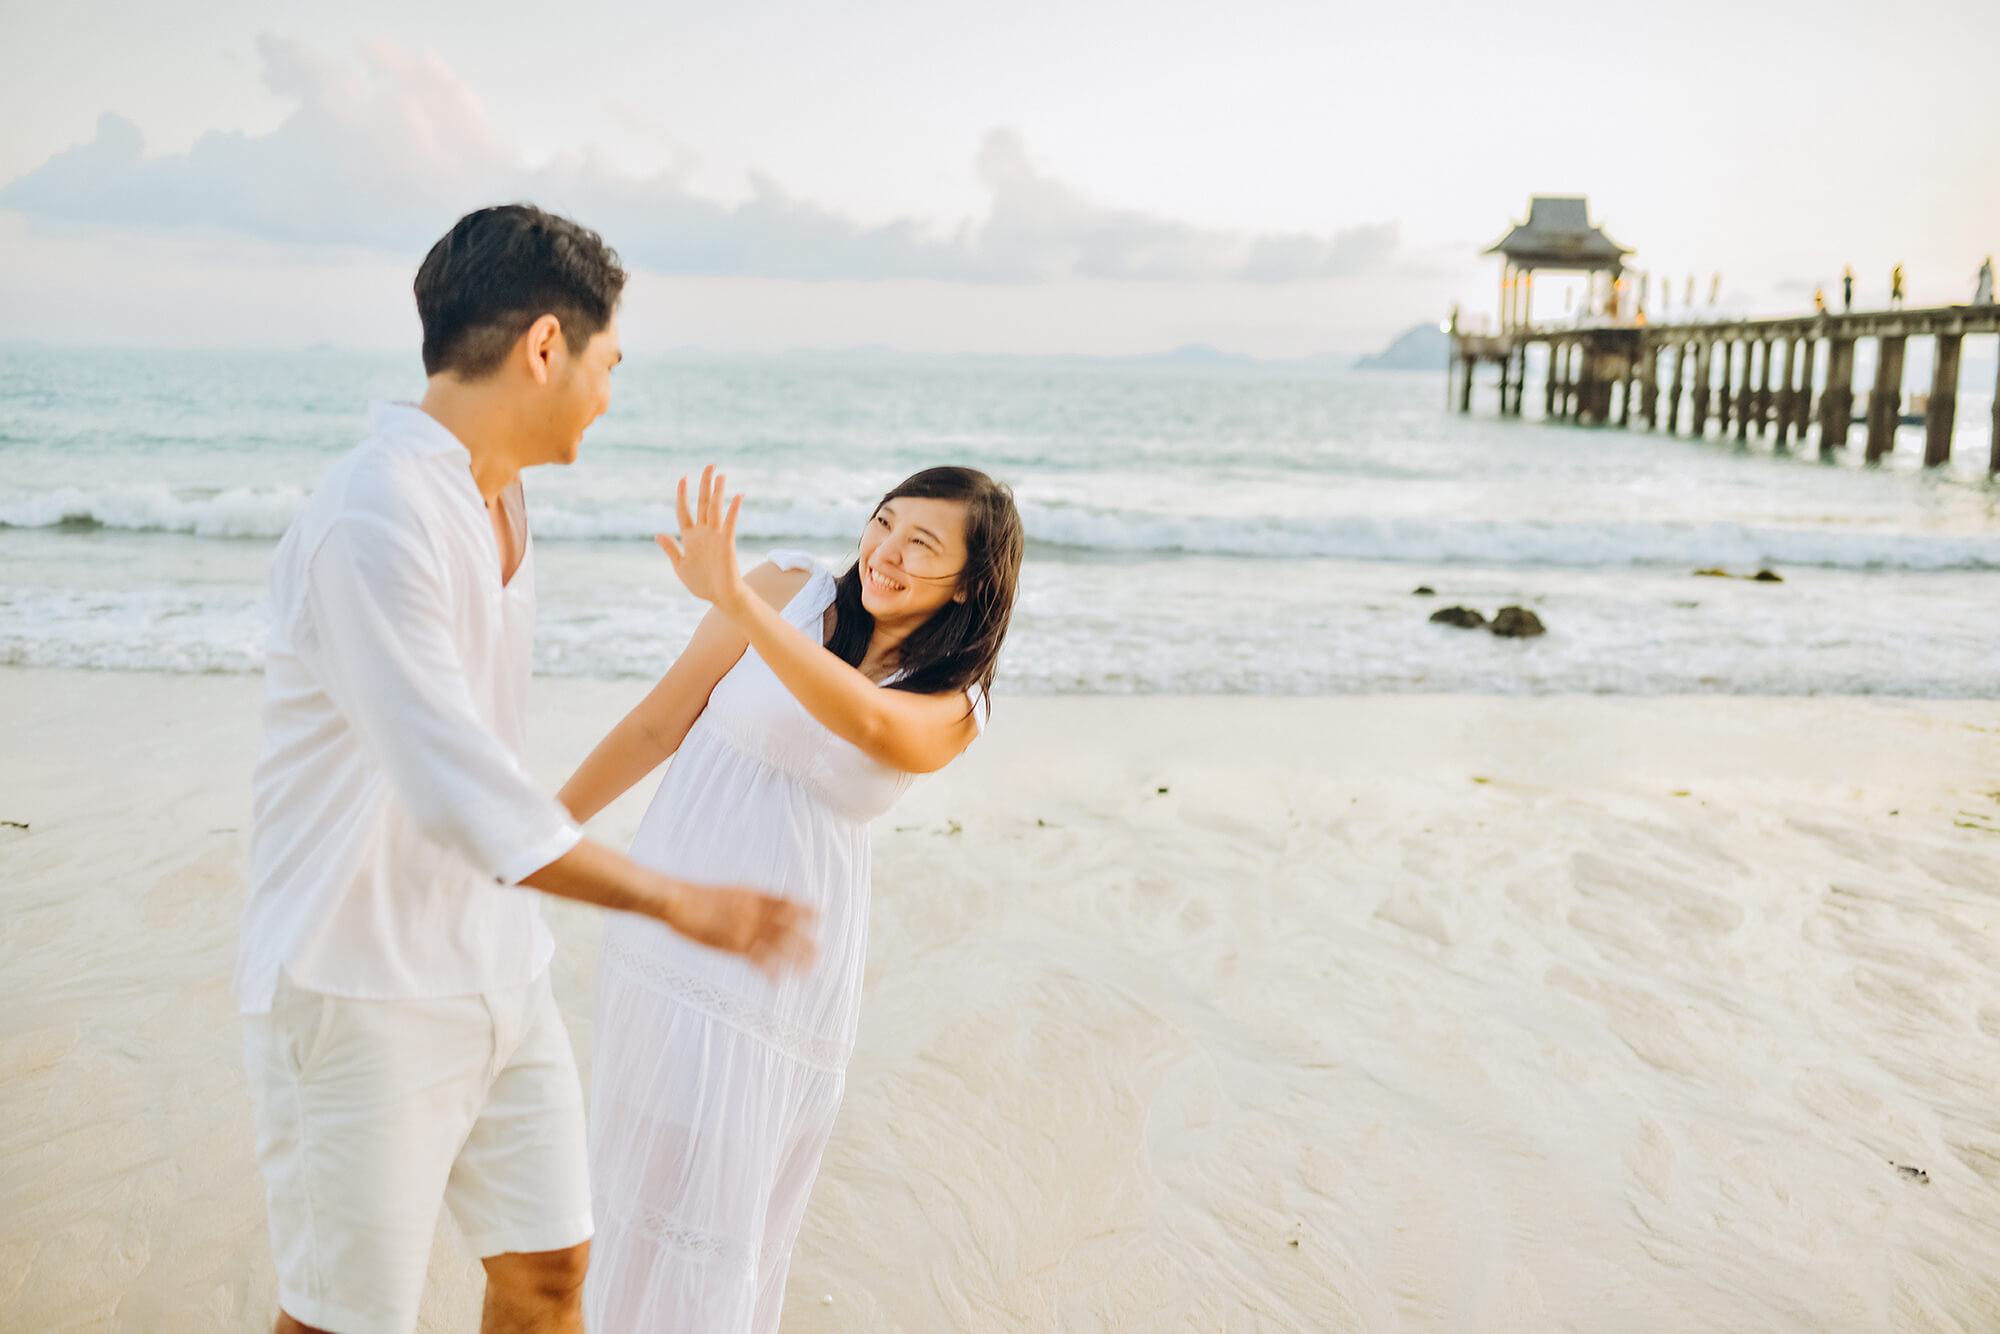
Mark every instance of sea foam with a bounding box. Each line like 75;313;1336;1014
7;484;2000;572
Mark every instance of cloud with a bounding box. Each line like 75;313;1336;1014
0;37;1396;285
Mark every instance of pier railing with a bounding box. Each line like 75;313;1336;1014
1451;305;2000;471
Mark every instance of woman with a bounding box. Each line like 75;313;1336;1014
560;463;1024;1331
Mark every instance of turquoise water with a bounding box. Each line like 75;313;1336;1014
3;345;1998;693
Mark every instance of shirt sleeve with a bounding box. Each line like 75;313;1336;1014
294;515;581;885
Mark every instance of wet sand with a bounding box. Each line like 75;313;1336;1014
5;669;2000;1331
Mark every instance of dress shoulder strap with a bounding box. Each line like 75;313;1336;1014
765;549;837;630
765;548;819;575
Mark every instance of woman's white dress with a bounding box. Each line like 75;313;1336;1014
585;551;979;1332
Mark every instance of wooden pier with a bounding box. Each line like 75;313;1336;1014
1451;198;2000;471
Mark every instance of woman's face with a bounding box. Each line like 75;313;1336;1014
857;496;969;623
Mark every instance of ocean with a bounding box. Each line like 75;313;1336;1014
3;343;1997;695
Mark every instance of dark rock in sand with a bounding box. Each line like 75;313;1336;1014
1694;568;1730;578
1413;585;1436;597
1429;606;1486;630
1752;569;1784;583
1489;606;1546;638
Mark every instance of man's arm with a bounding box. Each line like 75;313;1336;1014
297;515;813;973
519;840;812;977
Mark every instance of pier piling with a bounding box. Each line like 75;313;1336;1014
1718;342;1736;438
1774;338;1797;448
1821;337;1855;455
1691;340;1713;436
1793;336;1816;442
1992;353;2000;475
1641;345;1660;429
1925;333;1961;467
1756;338;1775;438
1666;342;1686;433
1734;342;1754;443
1865;335;1906;462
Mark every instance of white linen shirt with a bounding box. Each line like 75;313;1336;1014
235;401;582;1014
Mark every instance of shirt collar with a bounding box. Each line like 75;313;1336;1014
370;401;473;462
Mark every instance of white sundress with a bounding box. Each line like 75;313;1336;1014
585;551;981;1333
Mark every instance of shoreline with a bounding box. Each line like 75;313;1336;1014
6;669;2000;1330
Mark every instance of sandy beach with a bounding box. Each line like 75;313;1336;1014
5;668;2000;1331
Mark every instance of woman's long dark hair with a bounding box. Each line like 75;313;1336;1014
825;467;1023;704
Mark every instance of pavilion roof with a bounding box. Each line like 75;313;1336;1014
1483;196;1630;269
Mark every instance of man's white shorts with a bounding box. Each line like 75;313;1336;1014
243;970;593;1334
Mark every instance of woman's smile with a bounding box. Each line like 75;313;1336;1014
863;562;907;595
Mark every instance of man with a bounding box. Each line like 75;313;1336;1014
237;204;814;1334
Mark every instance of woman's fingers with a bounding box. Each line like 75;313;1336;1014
669;467;744;587
677;467;739;538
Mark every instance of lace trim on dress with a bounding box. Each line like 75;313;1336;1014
602;939;850;1072
606;1201;763;1273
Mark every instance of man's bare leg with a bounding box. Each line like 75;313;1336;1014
275;1312;332;1334
481;1241;590;1334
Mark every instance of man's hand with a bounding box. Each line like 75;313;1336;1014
521;838;815;979
663;880;817;980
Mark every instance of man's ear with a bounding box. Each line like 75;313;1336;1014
520;314;563;386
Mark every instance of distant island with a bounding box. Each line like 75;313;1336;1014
1357;322;1449;371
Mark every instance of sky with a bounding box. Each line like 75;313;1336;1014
2;0;1996;358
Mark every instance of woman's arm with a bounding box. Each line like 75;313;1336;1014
558;560;812;822
657;469;982;775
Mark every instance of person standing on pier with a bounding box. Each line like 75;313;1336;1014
1842;266;1854;312
1976;257;1994;306
1814;288;1826;315
1890;264;1905;308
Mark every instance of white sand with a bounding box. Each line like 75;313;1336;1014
5;669;2000;1331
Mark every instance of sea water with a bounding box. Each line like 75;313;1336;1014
3;344;1997;694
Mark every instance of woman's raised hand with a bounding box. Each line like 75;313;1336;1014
656;466;746;610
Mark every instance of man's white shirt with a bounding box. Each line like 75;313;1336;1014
235;401;582;1014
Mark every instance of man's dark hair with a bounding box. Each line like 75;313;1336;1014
414;204;626;379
